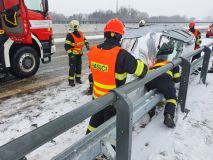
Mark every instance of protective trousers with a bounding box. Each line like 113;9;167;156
86;105;116;134
145;77;177;117
68;54;82;82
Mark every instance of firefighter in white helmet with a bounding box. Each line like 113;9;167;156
64;20;90;86
139;19;146;27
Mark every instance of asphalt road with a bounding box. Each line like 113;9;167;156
0;38;104;99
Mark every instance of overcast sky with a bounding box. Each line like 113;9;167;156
49;0;213;20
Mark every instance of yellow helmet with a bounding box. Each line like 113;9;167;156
69;20;80;30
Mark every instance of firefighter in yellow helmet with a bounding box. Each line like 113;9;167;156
145;41;181;128
86;18;148;134
64;20;90;86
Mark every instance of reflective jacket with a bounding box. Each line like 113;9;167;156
88;39;148;99
65;31;88;54
88;46;120;98
189;29;201;49
150;61;181;83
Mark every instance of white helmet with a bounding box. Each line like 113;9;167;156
139;20;146;27
69;20;80;30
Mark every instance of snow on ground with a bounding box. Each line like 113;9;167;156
0;38;213;160
132;74;213;160
0;72;91;160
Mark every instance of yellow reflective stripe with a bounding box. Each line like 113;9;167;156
166;99;177;106
115;72;127;80
0;30;5;34
94;81;115;90
93;94;98;99
87;124;96;132
166;71;173;78
76;74;81;78
135;60;144;76
68;76;74;80
174;72;181;78
67;50;72;54
153;62;166;67
94;86;107;96
65;40;75;46
196;39;202;45
77;41;84;46
4;12;17;26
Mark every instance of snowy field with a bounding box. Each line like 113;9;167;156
0;38;213;160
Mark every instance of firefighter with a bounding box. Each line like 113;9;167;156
64;20;90;87
145;41;181;128
189;21;202;61
139;19;146;27
86;18;148;134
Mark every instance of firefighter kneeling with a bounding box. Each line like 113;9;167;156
86;18;148;134
64;20;90;87
145;42;181;128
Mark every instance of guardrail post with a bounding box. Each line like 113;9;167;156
200;46;211;84
111;89;133;160
178;58;191;113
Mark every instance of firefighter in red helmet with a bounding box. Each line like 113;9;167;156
189;21;202;61
86;18;148;134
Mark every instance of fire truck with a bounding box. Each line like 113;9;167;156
0;0;55;78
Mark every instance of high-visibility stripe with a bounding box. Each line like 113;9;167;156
115;72;127;80
94;86;107;96
166;99;177;106
174;72;181;78
94;81;115;90
135;60;144;76
149;69;173;78
0;30;5;35
77;41;85;46
76;74;81;78
4;12;17;26
152;61;170;68
67;50;72;54
93;94;98;99
87;124;96;132
65;40;75;46
68;76;74;80
166;71;173;78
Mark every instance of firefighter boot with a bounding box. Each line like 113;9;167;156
76;78;82;84
69;80;75;87
86;87;93;95
164;113;176;128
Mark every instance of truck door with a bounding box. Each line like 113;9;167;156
0;0;29;37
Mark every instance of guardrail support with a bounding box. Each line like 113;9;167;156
111;89;133;160
178;58;191;113
200;46;211;84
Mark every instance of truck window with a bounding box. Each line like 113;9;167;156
24;0;43;12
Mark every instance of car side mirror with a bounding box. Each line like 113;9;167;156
43;0;49;16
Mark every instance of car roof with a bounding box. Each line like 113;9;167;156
123;24;194;44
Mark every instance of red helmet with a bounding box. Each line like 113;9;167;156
104;18;125;35
189;21;195;28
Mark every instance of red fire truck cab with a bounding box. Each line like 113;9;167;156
0;0;55;78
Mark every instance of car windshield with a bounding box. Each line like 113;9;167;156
24;0;44;12
159;36;183;61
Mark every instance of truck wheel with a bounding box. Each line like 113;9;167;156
11;47;40;78
206;34;209;38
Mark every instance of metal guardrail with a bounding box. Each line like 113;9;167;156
0;42;212;160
